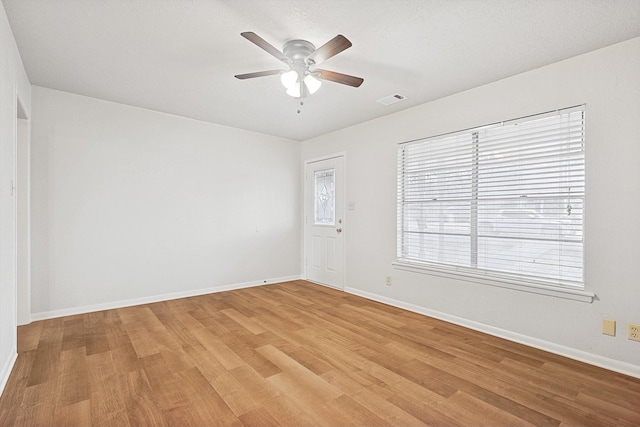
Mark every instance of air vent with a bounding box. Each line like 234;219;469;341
377;93;408;106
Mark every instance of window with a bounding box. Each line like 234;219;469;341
397;106;585;289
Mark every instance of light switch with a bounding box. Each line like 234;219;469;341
602;319;616;336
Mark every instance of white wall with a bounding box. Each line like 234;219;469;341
0;2;31;396
30;87;301;317
302;38;640;374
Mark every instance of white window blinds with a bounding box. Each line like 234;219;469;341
397;106;585;288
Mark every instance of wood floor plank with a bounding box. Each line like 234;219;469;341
86;352;130;426
159;346;195;374
57;346;90;407
238;406;280;427
256;394;317;426
13;400;56;427
1;280;639;426
52;399;91;427
26;330;63;387
218;333;281;378
327;394;393;427
278;346;335;376
574;391;640;424
266;372;354;425
16;322;43;353
140;353;189;412
402;358;559;426
174;367;240;426
121;368;166;427
444;390;535;426
228;365;281;407
0;351;35;426
323;370;429;426
385;392;459;426
61;318;87;351
190;327;244;370
256;344;343;401
221;308;268;335
110;336;141;373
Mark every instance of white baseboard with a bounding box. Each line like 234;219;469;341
345;286;640;379
0;350;18;398
30;275;301;322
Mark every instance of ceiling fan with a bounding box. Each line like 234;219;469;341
234;32;364;98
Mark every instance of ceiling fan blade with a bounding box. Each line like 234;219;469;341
240;32;288;62
308;35;352;64
234;70;282;80
315;69;364;87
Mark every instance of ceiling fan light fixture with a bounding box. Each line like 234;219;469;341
285;73;321;98
280;69;298;89
304;74;322;94
286;83;301;98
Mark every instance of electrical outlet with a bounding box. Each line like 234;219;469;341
628;323;640;342
602;319;616;336
386;276;392;286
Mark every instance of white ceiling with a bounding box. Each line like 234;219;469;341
3;0;640;141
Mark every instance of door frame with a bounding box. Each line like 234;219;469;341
303;152;346;290
16;114;30;326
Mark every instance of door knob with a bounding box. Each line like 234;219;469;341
336;228;343;234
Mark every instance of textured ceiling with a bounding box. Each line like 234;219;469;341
3;0;640;141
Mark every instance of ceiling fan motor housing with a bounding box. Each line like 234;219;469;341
282;39;316;65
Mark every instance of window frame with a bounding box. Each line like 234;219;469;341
395;106;594;302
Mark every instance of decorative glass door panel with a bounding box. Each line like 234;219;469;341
314;169;335;225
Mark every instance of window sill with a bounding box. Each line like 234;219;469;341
392;261;595;303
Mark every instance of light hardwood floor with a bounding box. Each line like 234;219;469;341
1;280;639;426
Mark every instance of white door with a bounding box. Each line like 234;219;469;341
305;156;344;289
